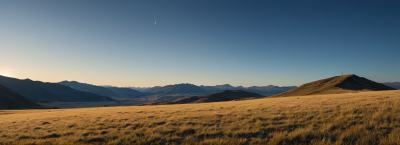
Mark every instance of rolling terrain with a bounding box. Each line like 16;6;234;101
1;90;400;144
0;76;114;103
0;84;43;109
273;74;395;97
151;90;263;105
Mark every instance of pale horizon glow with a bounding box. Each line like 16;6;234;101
0;73;11;78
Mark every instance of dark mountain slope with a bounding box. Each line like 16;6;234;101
152;90;263;105
58;81;144;98
0;76;114;103
0;84;43;109
58;81;116;96
273;74;396;97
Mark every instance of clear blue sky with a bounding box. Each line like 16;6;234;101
0;0;399;87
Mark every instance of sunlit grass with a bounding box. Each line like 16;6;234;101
1;90;400;144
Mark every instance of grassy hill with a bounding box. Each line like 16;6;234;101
0;84;43;109
1;90;400;144
152;90;264;105
273;74;395;97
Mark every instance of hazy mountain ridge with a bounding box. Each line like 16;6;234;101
0;76;114;103
59;81;116;96
0;84;44;109
128;87;152;92
200;84;296;95
146;83;207;94
103;86;144;98
133;83;296;95
382;82;400;89
59;81;144;98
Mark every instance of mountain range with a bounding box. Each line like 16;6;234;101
2;74;397;108
0;76;114;103
141;83;296;95
200;84;296;95
146;83;207;94
273;74;396;97
59;81;143;98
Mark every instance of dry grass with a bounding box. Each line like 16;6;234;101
1;90;400;145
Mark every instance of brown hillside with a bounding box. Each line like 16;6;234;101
152;90;264;105
0;84;43;109
273;74;396;97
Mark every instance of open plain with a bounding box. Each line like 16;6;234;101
1;90;400;144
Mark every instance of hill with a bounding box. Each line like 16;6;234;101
0;76;114;103
382;82;400;89
152;90;263;105
0;84;43;109
273;74;396;97
146;83;207;94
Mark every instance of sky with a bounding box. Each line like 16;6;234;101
0;0;399;87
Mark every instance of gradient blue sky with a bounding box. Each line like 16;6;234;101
0;0;399;87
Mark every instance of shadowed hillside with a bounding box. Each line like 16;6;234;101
273;74;396;97
58;81;116;96
58;81;144;98
0;76;114;103
0;84;43;109
152;90;263;105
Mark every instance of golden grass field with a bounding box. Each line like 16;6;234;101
1;90;400;145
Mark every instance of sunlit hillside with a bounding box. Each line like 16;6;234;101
1;90;400;144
